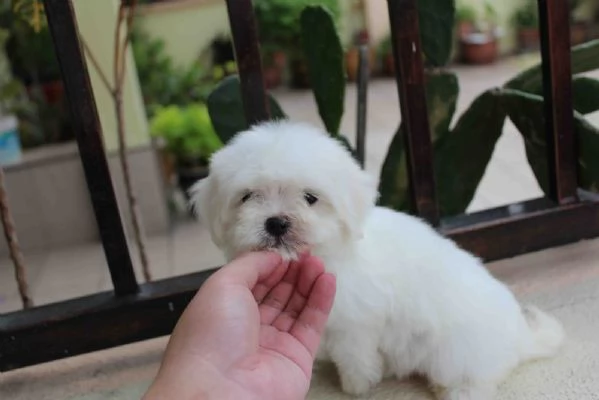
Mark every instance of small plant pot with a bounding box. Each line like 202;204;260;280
517;28;540;52
176;158;210;200
459;34;498;64
263;51;287;89
345;47;376;81
457;21;475;38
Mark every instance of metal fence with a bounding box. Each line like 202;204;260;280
1;0;598;372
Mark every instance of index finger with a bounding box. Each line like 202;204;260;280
216;251;286;290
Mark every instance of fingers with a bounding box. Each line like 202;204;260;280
270;256;325;332
289;272;336;358
253;252;308;303
215;251;285;290
257;258;302;325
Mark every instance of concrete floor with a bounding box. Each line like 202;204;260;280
2;55;599;399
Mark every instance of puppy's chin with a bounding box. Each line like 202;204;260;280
256;243;309;261
231;242;309;261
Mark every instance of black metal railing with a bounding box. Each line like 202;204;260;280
1;0;598;372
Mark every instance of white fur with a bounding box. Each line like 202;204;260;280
190;120;565;400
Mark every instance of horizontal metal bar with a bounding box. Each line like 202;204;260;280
3;196;599;371
0;268;218;371
442;193;599;261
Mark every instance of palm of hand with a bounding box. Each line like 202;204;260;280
230;258;333;399
150;253;335;400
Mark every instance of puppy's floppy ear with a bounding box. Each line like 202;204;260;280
188;175;226;247
337;167;379;241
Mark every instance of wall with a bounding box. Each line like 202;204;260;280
72;0;150;152
136;0;355;70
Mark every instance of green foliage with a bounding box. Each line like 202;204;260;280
379;71;460;212
506;39;599;94
512;0;539;29
254;0;340;59
502;89;599;195
300;5;345;135
207;76;286;144
150;103;222;163
418;0;455;67
572;76;599;115
455;3;476;23
131;26;216;117
434;89;505;215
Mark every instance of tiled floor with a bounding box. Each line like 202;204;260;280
2;55;599;399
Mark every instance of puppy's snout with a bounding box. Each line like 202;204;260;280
265;216;291;237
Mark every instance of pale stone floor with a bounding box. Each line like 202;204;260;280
2;55;599;399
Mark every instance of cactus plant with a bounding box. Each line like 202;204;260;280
207;1;599;218
572;76;599;115
502;89;599;194
300;5;345;135
207;75;286;144
379;71;459;212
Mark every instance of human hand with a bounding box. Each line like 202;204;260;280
143;251;336;400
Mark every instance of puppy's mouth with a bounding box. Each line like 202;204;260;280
255;234;307;260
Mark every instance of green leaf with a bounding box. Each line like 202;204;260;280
378;71;459;212
573;76;599;115
207;75;286;144
378;124;410;211
505;39;599;94
502;88;599;195
426;70;459;141
418;0;455;67
434;89;505;216
300;5;345;135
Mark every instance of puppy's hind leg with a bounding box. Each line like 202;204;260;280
328;334;384;396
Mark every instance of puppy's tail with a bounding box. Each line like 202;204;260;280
519;304;565;362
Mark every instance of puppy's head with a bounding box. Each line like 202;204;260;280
190;120;378;260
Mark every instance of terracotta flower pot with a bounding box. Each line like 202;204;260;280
459;34;498;64
263;51;286;89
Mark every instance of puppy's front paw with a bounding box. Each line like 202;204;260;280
339;371;377;396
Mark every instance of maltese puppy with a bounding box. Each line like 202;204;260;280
190;120;564;400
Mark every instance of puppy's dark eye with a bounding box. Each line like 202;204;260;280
304;192;318;205
241;192;252;203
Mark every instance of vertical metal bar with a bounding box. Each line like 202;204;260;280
225;0;271;125
43;0;138;295
538;0;578;204
386;0;439;225
356;45;369;168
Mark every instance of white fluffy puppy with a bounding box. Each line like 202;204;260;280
190;120;565;400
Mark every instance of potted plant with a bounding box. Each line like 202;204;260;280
149;103;223;197
458;2;500;65
262;45;287;89
513;0;539;52
570;0;588;45
345;29;376;82
254;0;341;89
455;3;477;38
378;35;394;76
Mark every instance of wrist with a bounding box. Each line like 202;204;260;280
143;360;241;400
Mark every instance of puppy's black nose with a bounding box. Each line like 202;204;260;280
265;216;290;237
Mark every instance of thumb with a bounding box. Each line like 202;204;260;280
215;251;287;289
